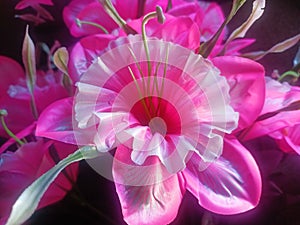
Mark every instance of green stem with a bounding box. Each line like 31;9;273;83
199;0;246;58
98;0;136;35
142;12;156;95
278;70;300;82
30;94;39;119
76;18;109;34
142;6;165;96
0;110;24;145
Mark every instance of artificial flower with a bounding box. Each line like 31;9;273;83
36;34;264;224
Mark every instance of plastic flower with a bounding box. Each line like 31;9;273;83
5;3;266;224
32;34;264;225
241;77;300;154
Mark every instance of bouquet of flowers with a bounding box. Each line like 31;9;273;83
0;0;299;224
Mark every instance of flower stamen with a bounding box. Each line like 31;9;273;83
75;18;109;34
0;109;24;146
141;6;165;95
127;66;152;120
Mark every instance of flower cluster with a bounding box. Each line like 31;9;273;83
0;0;300;225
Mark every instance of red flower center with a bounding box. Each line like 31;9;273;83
130;96;181;136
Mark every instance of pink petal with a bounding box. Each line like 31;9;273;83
63;1;116;37
125;15;200;50
113;145;185;225
62;0;94;28
36;98;93;145
114;0;168;19
0;97;35;138
34;81;69;114
225;38;256;55
0;56;24;98
198;2;225;43
242;110;300;140
262;77;300;115
168;1;225;43
211;38;256;57
151;17;200;50
37;141;78;208
211;56;265;131
240;78;300;141
271;125;300;154
113;0;138;19
68;34;116;82
0;122;36;154
183;137;262;214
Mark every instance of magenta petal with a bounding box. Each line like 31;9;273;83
279;125;300;154
242;110;300;140
36;98;93;145
63;1;116;37
151;17;200;49
211;56;265;131
113;145;186;225
37;141;78;208
0;97;34;137
0;122;36;154
63;0;95;36
225;38;256;55
0;56;24;97
68;34;116;82
183;137;262;214
36;98;75;143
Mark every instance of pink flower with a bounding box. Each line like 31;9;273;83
241;77;300;154
0;55;69;137
68;34;116;83
37;35;264;224
63;0;224;39
0;139;78;224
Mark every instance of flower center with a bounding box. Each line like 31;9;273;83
130;96;181;135
148;117;167;136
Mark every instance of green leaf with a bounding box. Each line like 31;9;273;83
242;33;300;60
199;0;246;57
5;146;99;225
22;26;39;118
227;0;265;43
98;0;137;34
22;25;36;95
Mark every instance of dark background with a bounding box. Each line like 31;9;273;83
0;0;300;225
